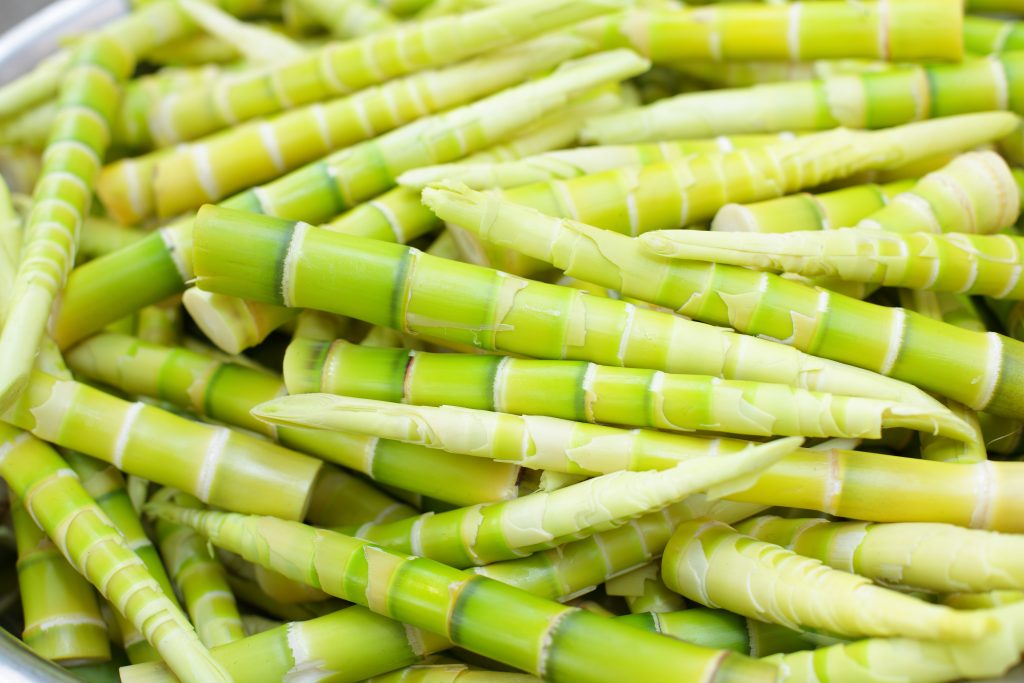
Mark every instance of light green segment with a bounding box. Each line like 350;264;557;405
1;370;322;520
64;332;519;507
581;53;1024;143
0;425;229;683
573;2;963;63
143;0;627;145
348;438;799;567
640;229;1024;300
420;177;1024;418
283;338;974;441
11;495;110;665
102;34;594;222
121;496;762;683
0;37;134;415
662;519;994;641
365;662;537;683
142;503;778;683
738;515;1024;595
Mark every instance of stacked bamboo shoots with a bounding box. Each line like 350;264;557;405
0;1;1023;682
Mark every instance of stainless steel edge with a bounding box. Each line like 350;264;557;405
0;0;130;86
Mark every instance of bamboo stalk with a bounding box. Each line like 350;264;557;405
254;394;1024;531
398;134;799;191
283;338;972;441
475;114;1016;239
122;497;761;683
711;179;915;233
964;15;1024;55
195;206;953;417
292;0;396;37
65;333;519;507
143;502;780;683
767;602;1024;683
581;53;1024;143
640;228;1024;300
52;82;624;351
0;37;135;413
1;371;322;520
575;2;962;63
662;519;995;641
619;608;819;657
0;425;229;682
11;495;110;665
140;0;628;146
738;515;1024;595
422;180;1024;418
0;0;267;122
64;451;179;664
99;34;594;223
343;438;800;568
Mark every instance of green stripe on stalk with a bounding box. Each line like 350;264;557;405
65;333;519;507
143;503;779;683
1;371;321;520
12;495;110;665
0;425;229;683
283;338;974;441
423;180;1024;418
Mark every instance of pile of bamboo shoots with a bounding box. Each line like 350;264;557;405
0;0;1023;681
